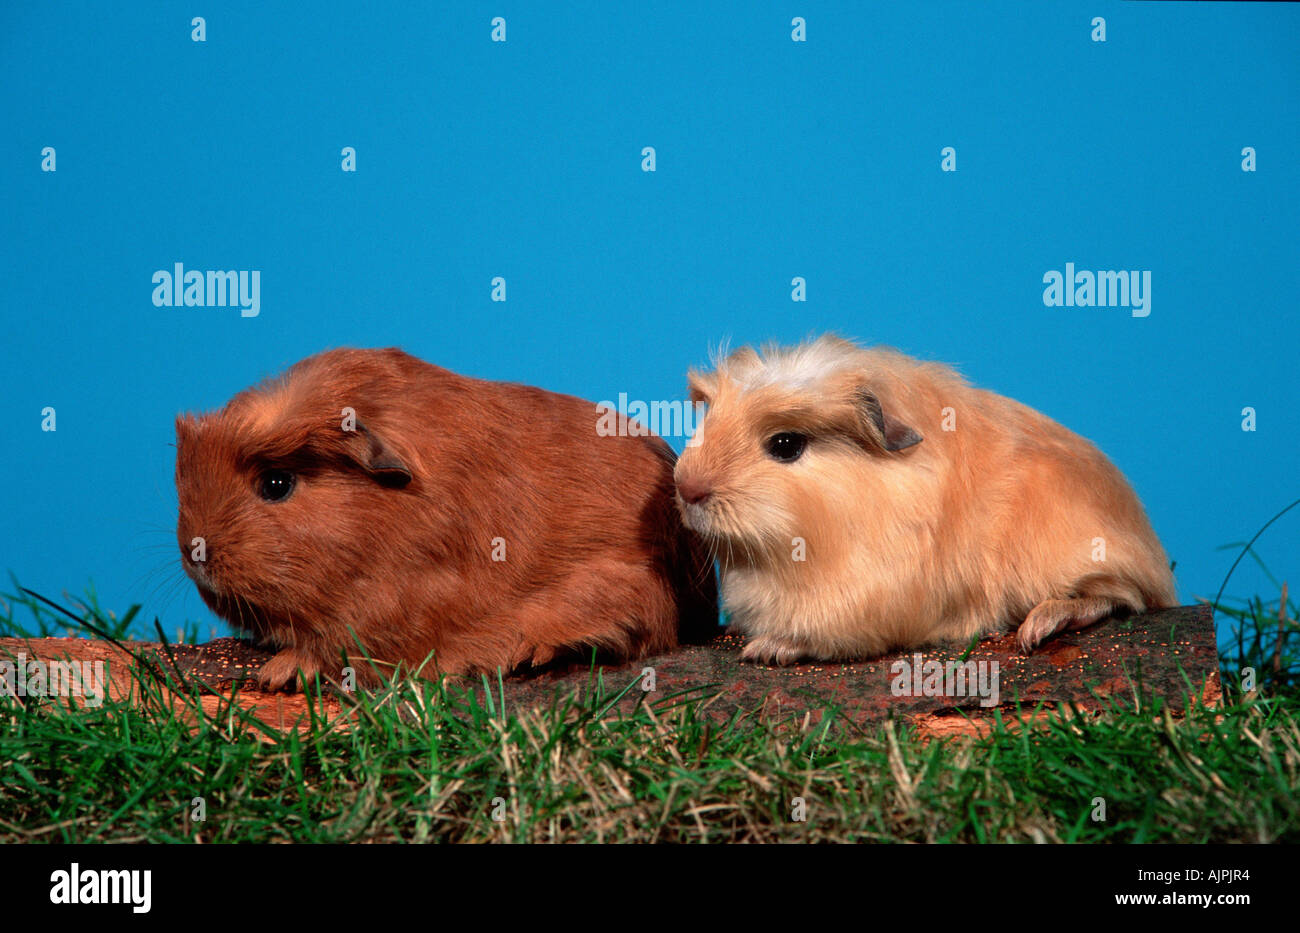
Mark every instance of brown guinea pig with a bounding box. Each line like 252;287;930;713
674;335;1176;664
176;347;718;689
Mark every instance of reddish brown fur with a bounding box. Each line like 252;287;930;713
176;348;718;689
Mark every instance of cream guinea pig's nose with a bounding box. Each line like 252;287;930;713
677;476;714;505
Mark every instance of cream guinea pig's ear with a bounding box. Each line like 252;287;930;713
686;370;717;406
850;385;923;453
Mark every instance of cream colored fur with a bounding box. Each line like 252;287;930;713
674;335;1177;663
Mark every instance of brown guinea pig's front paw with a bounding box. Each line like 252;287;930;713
255;649;322;692
740;635;806;666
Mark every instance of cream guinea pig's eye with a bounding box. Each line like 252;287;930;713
765;432;808;463
259;469;296;502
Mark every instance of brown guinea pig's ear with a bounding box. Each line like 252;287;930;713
853;387;923;453
352;421;412;487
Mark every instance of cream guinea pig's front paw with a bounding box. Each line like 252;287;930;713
256;648;322;692
739;633;808;666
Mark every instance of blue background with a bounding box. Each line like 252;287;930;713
2;2;1296;642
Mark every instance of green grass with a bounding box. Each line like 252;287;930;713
1;580;1297;843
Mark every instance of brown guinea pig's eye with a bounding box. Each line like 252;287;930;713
259;469;296;502
765;432;808;463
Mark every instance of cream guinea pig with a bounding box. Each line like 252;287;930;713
176;347;718;689
673;335;1176;664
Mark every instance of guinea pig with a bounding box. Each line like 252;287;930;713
175;347;718;690
673;335;1176;665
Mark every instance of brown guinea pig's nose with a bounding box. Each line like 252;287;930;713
677;476;714;505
